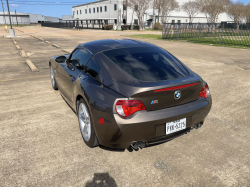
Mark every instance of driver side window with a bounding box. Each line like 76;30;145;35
70;48;92;70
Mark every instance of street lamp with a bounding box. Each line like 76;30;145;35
6;0;15;37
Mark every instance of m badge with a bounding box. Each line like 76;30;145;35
151;100;158;104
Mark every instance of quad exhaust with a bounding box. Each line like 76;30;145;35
193;122;203;129
130;122;203;151
130;141;146;151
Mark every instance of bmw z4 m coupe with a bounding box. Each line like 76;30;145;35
49;39;212;150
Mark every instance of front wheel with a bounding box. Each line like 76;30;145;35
78;98;99;148
50;65;58;90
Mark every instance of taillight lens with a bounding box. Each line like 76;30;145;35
115;100;146;117
199;84;210;99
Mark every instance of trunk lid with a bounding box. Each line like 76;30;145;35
129;80;203;111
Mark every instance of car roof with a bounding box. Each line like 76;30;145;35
77;39;156;54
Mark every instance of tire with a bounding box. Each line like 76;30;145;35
78;98;99;148
50;65;58;90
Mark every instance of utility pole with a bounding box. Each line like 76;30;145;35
6;0;15;36
15;9;18;26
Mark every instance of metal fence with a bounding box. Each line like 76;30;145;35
162;23;250;47
41;20;117;30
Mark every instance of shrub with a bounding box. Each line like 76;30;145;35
121;25;131;30
153;23;163;30
103;25;113;30
132;25;139;30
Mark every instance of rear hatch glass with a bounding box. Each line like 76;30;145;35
103;47;188;82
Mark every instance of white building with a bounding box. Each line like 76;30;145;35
71;0;233;27
29;13;45;23
44;16;59;22
0;11;60;24
0;11;30;24
62;15;74;21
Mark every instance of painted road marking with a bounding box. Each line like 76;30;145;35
0;75;49;82
26;59;39;72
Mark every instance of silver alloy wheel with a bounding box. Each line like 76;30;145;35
79;103;91;141
50;67;55;87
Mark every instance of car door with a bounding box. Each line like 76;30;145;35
58;48;92;103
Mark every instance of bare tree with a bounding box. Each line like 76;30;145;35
154;0;179;23
198;0;230;23
182;1;201;23
227;2;245;31
244;3;250;23
128;0;152;31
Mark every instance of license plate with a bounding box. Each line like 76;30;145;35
166;118;186;135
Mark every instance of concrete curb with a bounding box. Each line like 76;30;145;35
26;59;39;72
20;50;27;58
39;38;44;41
52;44;61;48
45;41;50;44
16;45;22;50
62;49;71;53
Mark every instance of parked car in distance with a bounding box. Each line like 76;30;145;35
49;39;212;151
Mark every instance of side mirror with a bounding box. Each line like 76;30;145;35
55;56;67;63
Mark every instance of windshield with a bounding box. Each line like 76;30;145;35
103;47;188;82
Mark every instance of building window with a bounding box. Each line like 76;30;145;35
85;9;87;14
93;8;95;13
73;11;75;16
178;20;181;23
105;6;107;12
80;10;82;14
89;8;91;13
172;20;175;23
100;6;102;12
97;7;99;12
77;10;78;15
134;19;138;25
114;4;117;11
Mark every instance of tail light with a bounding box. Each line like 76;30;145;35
199;84;210;99
115;100;146;117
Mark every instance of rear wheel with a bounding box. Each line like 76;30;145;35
50;65;58;90
78;98;99;148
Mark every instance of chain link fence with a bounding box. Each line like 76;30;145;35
162;23;250;47
41;20;117;30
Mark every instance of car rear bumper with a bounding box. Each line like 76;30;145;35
99;96;212;149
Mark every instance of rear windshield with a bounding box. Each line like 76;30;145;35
103;47;188;82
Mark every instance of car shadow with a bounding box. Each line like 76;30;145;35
85;172;117;187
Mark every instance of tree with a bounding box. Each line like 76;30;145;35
154;0;179;23
198;0;230;23
182;1;201;23
128;0;152;31
227;2;245;31
243;3;250;23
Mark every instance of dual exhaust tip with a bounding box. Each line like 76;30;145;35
130;141;146;151
193;122;203;129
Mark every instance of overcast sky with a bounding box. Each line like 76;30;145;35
1;0;250;18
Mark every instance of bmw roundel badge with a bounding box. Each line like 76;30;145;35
174;90;181;100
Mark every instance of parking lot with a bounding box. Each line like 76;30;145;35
0;26;250;186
